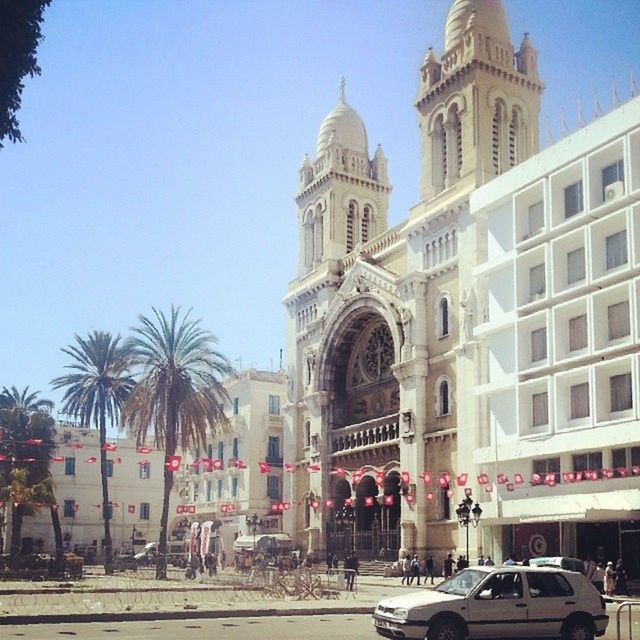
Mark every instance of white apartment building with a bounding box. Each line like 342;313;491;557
190;369;287;557
20;424;177;557
472;95;640;574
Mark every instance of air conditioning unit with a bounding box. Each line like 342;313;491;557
605;180;624;202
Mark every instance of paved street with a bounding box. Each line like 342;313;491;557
1;605;638;640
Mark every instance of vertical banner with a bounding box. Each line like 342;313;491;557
188;521;200;563
200;521;213;558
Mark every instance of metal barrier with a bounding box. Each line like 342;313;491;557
616;600;640;640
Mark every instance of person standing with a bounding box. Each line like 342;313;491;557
425;554;435;585
477;555;484;566
409;554;421;586
443;553;454;579
605;561;616;596
344;552;358;591
401;554;411;585
484;556;494;566
326;551;333;575
614;559;628;596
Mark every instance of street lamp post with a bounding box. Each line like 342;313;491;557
335;505;356;554
455;495;483;563
246;513;263;552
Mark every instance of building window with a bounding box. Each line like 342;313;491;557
529;264;545;300
232;397;239;415
139;462;150;479
573;451;602;478
267;435;280;459
267;475;281;500
268;395;280;415
613;446;640;476
304;421;311;447
605;230;628;270
528;201;544;236
64;457;76;476
569;315;588;352
533;457;560;484
205;479;212;502
232;437;239;459
439;482;451;520
63;500;76;518
207;443;213;460
564;180;583;218
602;159;624;197
566;247;586;285
532;392;549;426
217;442;224;459
140;503;150;520
231;477;238;498
570;383;590;419
608;301;630;341
361;206;370;244
530;327;547;362
346;201;356;252
217;479;223;499
439;298;449;337
438;380;450;416
106;459;114;478
611;373;633;412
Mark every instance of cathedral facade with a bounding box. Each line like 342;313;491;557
282;0;542;563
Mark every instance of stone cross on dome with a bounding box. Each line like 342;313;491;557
340;77;346;102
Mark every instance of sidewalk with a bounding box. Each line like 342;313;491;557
0;570;409;625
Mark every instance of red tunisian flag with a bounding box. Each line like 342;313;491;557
102;443;117;451
284;463;295;473
52;456;64;462
137;446;153;454
307;464;321;473
26;438;43;445
166;455;181;472
258;461;271;474
84;456;97;463
128;505;135;514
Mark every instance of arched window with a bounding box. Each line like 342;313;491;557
304;420;311;447
304;210;314;269
314;206;323;262
439;481;451;520
509;107;525;168
439;298;449;337
432;114;446;194
447;105;462;180
492;99;506;175
346;201;356;252
437;377;451;416
361;205;371;244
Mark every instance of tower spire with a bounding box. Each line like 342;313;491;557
340;77;346;103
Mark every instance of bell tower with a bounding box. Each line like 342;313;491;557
295;81;392;277
416;0;544;202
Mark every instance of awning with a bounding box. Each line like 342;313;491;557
233;534;293;551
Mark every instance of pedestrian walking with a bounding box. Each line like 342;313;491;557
326;551;333;574
425;554;435;585
401;554;411;585
605;561;615;596
443;553;454;579
484;555;494;566
409;554;421;586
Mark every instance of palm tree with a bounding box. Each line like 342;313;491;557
0;386;54;414
0;392;58;566
123;306;233;579
51;331;135;575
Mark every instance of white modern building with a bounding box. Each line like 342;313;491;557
471;95;640;572
20;424;177;558
189;369;288;557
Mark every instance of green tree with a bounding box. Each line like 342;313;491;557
51;331;135;575
0;0;51;148
0;391;58;566
123;306;233;579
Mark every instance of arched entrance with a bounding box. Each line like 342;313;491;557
318;297;404;558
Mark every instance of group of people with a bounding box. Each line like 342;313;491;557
604;559;628;596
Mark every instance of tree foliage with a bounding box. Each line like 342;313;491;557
0;0;51;148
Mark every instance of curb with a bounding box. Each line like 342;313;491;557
0;605;375;626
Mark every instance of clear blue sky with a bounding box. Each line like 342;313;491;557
2;0;639;411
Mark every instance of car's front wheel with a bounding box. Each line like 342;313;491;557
562;616;595;640
427;618;464;640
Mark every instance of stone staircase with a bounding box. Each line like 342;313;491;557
357;559;397;577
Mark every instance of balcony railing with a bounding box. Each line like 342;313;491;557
331;413;400;454
265;455;283;467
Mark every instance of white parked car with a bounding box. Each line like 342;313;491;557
372;565;608;640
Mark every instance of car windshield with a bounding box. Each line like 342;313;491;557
436;569;487;596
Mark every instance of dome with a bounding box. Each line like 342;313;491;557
316;82;368;158
444;0;510;53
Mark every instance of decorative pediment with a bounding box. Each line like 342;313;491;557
337;256;400;301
